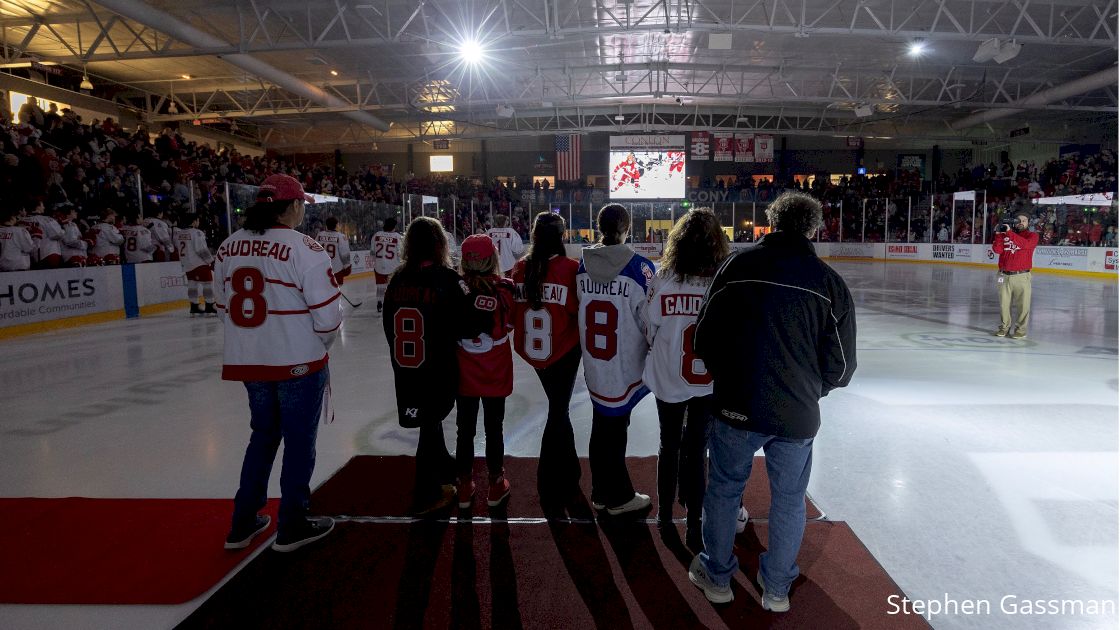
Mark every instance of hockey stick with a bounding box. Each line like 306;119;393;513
342;292;363;308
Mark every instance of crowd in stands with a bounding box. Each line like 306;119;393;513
0;93;1114;271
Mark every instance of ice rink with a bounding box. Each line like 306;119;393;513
1;259;1116;630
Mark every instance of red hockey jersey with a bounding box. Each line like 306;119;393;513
510;255;580;370
457;277;516;397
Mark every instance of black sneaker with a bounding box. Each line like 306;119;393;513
203;302;218;315
271;516;335;553
189;303;202;317
224;514;271;550
376;301;383;313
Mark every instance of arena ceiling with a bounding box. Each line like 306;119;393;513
0;0;1116;150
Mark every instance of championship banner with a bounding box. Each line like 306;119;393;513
734;134;754;162
713;132;733;162
755;135;774;162
690;132;710;161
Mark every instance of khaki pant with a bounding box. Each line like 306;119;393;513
998;272;1032;333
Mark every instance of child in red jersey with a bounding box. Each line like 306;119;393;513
455;234;516;508
510;212;582;504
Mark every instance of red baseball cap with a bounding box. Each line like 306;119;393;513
256;174;314;203
461;234;497;263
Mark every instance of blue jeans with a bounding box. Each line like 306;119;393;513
699;418;813;596
232;367;328;536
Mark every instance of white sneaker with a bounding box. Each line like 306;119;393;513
757;570;790;612
606;492;652;516
689;556;733;604
735;506;749;534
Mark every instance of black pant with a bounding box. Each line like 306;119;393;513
534;346;582;493
589;408;636;508
654;395;713;523
415;400;456;504
455;395;506;479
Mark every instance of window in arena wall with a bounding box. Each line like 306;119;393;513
430;155;454;173
9;92;69;117
751;175;774;185
532;176;554;187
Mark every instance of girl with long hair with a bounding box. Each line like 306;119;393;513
454;235;516;508
644;208;739;548
576;203;655;516
511;212;582;504
384;216;478;515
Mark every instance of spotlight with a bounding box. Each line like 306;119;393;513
495;104;515;118
908;41;927;57
79;74;93;91
330;69;339;76
993;40;1022;64
180;74;191;80
458;39;485;65
168;101;178;114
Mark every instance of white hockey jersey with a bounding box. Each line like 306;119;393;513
315;230;352;274
22;214;63;261
576;244;655;416
213;227;343;381
371;230;402;276
60;221;86;261
120;225;156;263
144;217;174;257
643;274;714;404
90;222;124;259
486;227;525;273
0;225;35;271
176;227;213;272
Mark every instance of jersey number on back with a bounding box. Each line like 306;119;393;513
680;322;711;386
126;237;137;252
324;243;336;259
177;240;188;258
229;267;267;328
393;307;425;368
584;300;618;361
523;308;552;361
375;242;397;260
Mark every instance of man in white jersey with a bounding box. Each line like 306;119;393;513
120;212;157;264
177;213;216;315
90;208;124;265
371;216;402;313
21;200;63;269
55;204;87;266
144;209;174;262
315;216;352;285
0;209;35;271
486;214;525;275
215;173;340;553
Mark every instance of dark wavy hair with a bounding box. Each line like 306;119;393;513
765;192;823;236
522;212;568;309
596;203;630;245
401;216;451;271
660;208;730;281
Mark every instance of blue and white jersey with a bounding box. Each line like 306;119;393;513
576;245;655;416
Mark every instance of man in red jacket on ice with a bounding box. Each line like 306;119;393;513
992;213;1038;339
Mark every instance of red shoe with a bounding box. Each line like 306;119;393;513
487;476;511;507
458;479;476;509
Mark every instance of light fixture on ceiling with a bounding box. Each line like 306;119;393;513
458;39;485;65
330;69;339;76
79;67;93;92
854;104;874;117
495;104;515;118
973;38;1022;64
180;74;191;80
614;114;626;121
907;41;927;57
168;100;178;114
230;119;239;132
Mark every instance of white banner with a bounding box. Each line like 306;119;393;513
1033;193;1115;207
1087;248;1119;273
885;244;928;260
135;262;188;307
0;267;123;328
755;135;774;162
829;243;884;259
689;132;710;161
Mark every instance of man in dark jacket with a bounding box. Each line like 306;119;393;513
686;192;857;609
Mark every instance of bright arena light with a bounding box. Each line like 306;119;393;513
458;39;485;65
908;41;927;57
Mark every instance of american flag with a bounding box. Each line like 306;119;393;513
555;134;581;182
